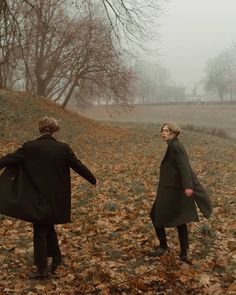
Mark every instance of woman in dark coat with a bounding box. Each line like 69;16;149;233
150;122;212;262
0;116;96;279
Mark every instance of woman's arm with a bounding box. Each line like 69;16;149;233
170;141;193;191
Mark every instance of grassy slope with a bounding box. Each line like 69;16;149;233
0;89;236;294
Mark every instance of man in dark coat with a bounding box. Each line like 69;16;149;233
150;122;212;262
0;116;97;279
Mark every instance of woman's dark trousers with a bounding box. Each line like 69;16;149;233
33;224;61;270
155;224;189;256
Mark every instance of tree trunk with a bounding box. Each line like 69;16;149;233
61;81;77;108
0;66;3;88
36;77;46;96
218;91;223;101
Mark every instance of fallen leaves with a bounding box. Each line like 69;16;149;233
1;90;236;294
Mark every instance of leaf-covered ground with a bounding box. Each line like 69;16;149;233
0;90;236;294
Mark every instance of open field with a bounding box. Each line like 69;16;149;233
71;103;236;138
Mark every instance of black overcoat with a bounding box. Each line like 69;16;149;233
150;138;212;228
0;134;96;224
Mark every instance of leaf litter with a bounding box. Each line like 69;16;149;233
0;90;236;294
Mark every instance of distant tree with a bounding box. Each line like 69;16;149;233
204;53;232;101
134;60;171;103
226;43;236;100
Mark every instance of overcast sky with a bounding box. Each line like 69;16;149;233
148;0;236;93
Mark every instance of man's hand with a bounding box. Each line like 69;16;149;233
184;188;193;197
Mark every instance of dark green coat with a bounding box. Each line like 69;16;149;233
0;134;96;224
150;138;212;228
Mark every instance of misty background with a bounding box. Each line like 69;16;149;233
156;0;236;93
1;0;236;133
133;0;236;103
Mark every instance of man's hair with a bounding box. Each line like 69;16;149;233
39;116;60;134
161;121;181;137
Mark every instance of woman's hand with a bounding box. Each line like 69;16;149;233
184;188;193;197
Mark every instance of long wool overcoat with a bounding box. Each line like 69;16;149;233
150;138;212;228
0;134;96;224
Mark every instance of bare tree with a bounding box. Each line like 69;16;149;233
3;0;163;54
0;0;20;88
134;60;171;103
72;0;163;48
60;14;135;107
204;53;232;101
19;0;76;96
13;0;134;107
72;58;135;106
225;44;236;100
1;0;163;107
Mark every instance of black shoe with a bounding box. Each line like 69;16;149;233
29;268;48;280
50;259;63;273
148;246;168;257
180;254;192;264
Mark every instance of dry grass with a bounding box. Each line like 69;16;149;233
71;103;236;138
182;124;230;138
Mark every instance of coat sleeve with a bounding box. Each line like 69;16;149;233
67;146;96;185
170;141;193;189
0;145;26;169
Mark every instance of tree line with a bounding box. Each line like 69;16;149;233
0;0;162;107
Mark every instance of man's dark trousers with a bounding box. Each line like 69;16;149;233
33;224;61;269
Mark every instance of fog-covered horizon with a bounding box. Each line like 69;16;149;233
145;0;236;93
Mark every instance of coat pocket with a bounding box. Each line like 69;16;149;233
164;182;181;188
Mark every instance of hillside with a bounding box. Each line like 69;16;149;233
0;89;128;144
0;89;236;294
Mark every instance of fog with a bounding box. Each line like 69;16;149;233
147;0;236;93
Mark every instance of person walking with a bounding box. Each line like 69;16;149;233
0;116;96;279
150;122;212;263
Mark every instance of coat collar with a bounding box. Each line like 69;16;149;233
161;137;178;164
36;133;56;140
167;137;178;145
